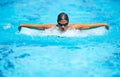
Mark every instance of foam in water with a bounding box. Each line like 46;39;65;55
3;24;11;30
20;27;107;37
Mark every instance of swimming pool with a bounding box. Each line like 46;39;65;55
0;0;120;77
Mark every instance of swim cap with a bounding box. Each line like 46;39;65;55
57;12;69;26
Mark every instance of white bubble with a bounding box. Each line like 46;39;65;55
3;24;11;30
20;27;107;37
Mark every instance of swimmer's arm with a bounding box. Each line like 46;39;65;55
75;23;109;30
18;24;54;31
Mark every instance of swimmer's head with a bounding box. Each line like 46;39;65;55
57;12;69;26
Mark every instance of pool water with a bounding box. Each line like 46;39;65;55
0;0;120;77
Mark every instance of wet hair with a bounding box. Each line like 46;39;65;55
57;12;69;26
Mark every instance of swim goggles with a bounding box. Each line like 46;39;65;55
58;23;68;26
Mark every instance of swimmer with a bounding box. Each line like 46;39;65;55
18;12;109;32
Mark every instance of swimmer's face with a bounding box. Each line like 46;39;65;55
58;20;68;32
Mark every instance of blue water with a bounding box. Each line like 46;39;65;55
0;0;120;77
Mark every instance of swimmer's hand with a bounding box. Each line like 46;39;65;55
104;23;109;30
18;26;22;31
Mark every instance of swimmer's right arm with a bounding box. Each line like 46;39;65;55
18;24;54;31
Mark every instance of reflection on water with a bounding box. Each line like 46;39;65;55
0;43;120;77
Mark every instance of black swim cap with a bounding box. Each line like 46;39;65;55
57;12;69;25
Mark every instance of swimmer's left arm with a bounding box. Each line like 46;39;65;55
88;23;109;30
73;23;109;30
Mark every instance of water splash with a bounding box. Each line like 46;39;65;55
20;27;107;37
3;24;11;30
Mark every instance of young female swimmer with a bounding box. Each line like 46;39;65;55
18;12;109;32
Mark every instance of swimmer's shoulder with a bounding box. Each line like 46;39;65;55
43;24;56;28
68;24;81;29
